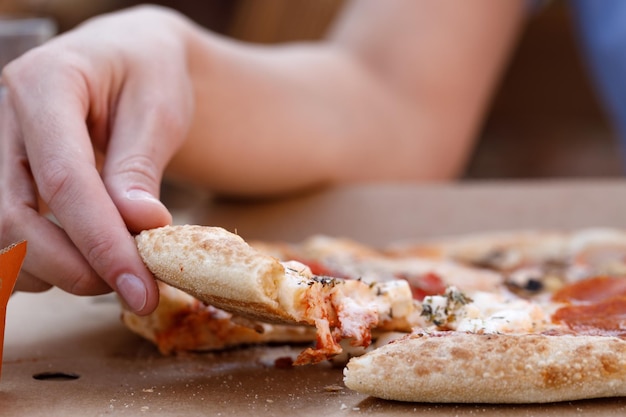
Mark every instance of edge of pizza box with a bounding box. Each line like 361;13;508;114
5;178;626;416
161;178;626;245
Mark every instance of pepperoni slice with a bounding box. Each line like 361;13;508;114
396;271;447;301
552;296;626;337
296;259;348;279
552;276;626;303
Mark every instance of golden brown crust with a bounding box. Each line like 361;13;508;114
129;226;626;403
136;225;298;324
121;282;315;354
344;332;626;403
133;225;419;364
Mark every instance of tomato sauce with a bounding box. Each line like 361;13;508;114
297;259;348;279
397;271;447;301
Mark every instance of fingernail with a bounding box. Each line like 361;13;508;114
116;273;147;312
126;189;162;204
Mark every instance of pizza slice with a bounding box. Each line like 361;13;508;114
121;281;317;356
343;331;626;403
127;225;626;404
388;228;626;289
133;225;419;364
344;274;626;404
344;230;626;403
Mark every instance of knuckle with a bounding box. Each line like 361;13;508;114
1;56;25;86
0;193;32;248
3;48;56;87
66;270;104;296
54;260;107;296
36;158;77;210
3;45;89;96
143;99;190;140
111;153;161;188
0;206;20;246
83;233;116;277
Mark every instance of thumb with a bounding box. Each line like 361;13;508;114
101;72;192;233
99;64;194;233
103;152;173;233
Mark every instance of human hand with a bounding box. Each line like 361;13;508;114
0;6;194;314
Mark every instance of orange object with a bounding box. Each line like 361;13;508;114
0;241;27;379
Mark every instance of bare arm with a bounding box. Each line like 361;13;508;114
168;0;526;195
0;1;525;312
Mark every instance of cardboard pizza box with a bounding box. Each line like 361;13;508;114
3;180;626;416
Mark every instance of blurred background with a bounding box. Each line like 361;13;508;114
1;0;622;180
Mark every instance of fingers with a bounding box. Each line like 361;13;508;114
0;8;195;315
0;92;109;297
13;272;52;293
2;56;159;315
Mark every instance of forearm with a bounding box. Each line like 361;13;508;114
167;0;526;196
169;38;428;195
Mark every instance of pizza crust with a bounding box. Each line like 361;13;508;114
136;225;300;324
121;282;316;354
134;225;419;364
132;225;626;403
343;332;626;403
387;228;626;273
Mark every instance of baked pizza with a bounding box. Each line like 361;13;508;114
126;225;420;365
122;225;626;403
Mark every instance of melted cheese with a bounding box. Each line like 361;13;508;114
277;260;418;364
422;288;552;334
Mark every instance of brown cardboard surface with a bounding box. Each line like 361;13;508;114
3;180;626;416
201;179;626;245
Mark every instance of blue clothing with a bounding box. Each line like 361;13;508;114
570;1;626;163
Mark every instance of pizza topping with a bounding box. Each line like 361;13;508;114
507;267;545;292
471;248;522;271
420;286;472;327
551;276;626;337
295;258;348;279
552;296;626;337
573;248;626;277
552;276;626;303
332;282;379;345
569;229;626;273
396;271;447;301
505;265;565;297
279;260;417;364
420;286;554;334
131;225;626;386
